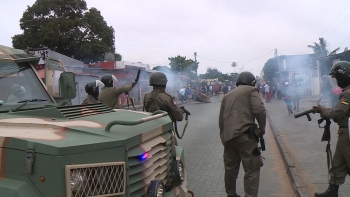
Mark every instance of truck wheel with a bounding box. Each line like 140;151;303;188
147;180;164;197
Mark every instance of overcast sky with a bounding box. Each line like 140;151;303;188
1;0;350;76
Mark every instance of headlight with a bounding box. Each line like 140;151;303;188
70;171;87;193
147;180;164;197
172;160;185;186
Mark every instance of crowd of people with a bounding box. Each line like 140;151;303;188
177;83;236;103
257;81;301;115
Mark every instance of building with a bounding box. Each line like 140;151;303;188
276;54;317;96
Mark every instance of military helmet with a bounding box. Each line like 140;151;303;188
236;71;256;86
101;74;118;87
330;61;350;78
149;72;167;86
85;80;104;97
330;61;350;88
10;84;26;97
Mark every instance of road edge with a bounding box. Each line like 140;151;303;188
266;111;309;197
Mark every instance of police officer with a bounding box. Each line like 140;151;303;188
313;61;350;197
7;84;26;102
143;72;183;121
82;80;104;105
98;74;135;109
219;71;266;197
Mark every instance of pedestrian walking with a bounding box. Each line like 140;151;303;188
185;87;192;103
264;82;271;103
313;61;350;197
219;71;266;197
281;82;293;115
179;87;186;103
223;85;228;95
215;85;220;96
292;84;300;111
261;83;266;99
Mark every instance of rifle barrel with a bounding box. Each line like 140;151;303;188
294;108;315;119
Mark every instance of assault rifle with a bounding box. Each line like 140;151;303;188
294;108;333;171
173;106;191;139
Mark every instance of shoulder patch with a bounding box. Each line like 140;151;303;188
340;97;349;105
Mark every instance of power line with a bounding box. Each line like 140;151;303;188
196;50;275;64
321;2;350;36
326;12;350;39
338;33;350;47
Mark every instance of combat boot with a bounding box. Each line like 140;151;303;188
314;184;339;197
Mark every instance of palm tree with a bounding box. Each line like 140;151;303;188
231;62;238;72
307;37;329;57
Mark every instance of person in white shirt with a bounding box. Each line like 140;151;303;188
264;83;271;103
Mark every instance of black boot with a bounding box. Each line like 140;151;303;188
227;195;241;197
315;185;339;197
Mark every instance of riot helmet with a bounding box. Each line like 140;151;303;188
101;74;118;87
149;72;167;86
329;61;350;88
11;84;26;98
236;72;256;86
85;80;104;99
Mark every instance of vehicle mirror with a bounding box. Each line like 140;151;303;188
59;72;76;99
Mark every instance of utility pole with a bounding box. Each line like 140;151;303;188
194;52;197;62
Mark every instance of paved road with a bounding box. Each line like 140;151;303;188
265;95;350;197
177;95;295;197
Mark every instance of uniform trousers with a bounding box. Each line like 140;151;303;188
329;128;350;185
224;134;261;197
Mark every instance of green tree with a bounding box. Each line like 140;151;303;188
152;66;172;73
231;62;238;72
168;55;199;79
218;76;225;82
12;0;116;63
307;37;329;57
262;57;279;82
201;67;223;79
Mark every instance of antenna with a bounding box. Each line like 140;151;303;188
104;52;115;62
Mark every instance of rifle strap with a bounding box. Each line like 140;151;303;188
326;141;334;181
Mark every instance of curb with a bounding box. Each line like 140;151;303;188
266;112;309;197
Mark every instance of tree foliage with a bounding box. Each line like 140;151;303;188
168;55;199;79
307;37;329;57
12;0;117;63
200;67;238;82
262;57;279;82
152;66;171;73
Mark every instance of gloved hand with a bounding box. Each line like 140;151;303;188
313;106;323;113
256;128;265;137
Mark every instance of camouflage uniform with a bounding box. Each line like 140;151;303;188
143;87;183;121
319;85;350;186
81;94;98;105
98;83;134;109
219;85;266;197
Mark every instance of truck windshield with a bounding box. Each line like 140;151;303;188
0;61;53;106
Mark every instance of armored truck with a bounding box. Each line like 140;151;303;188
0;45;189;197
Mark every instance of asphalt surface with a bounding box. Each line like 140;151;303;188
265;95;350;197
176;95;295;197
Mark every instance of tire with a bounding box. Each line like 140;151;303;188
146;180;164;197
